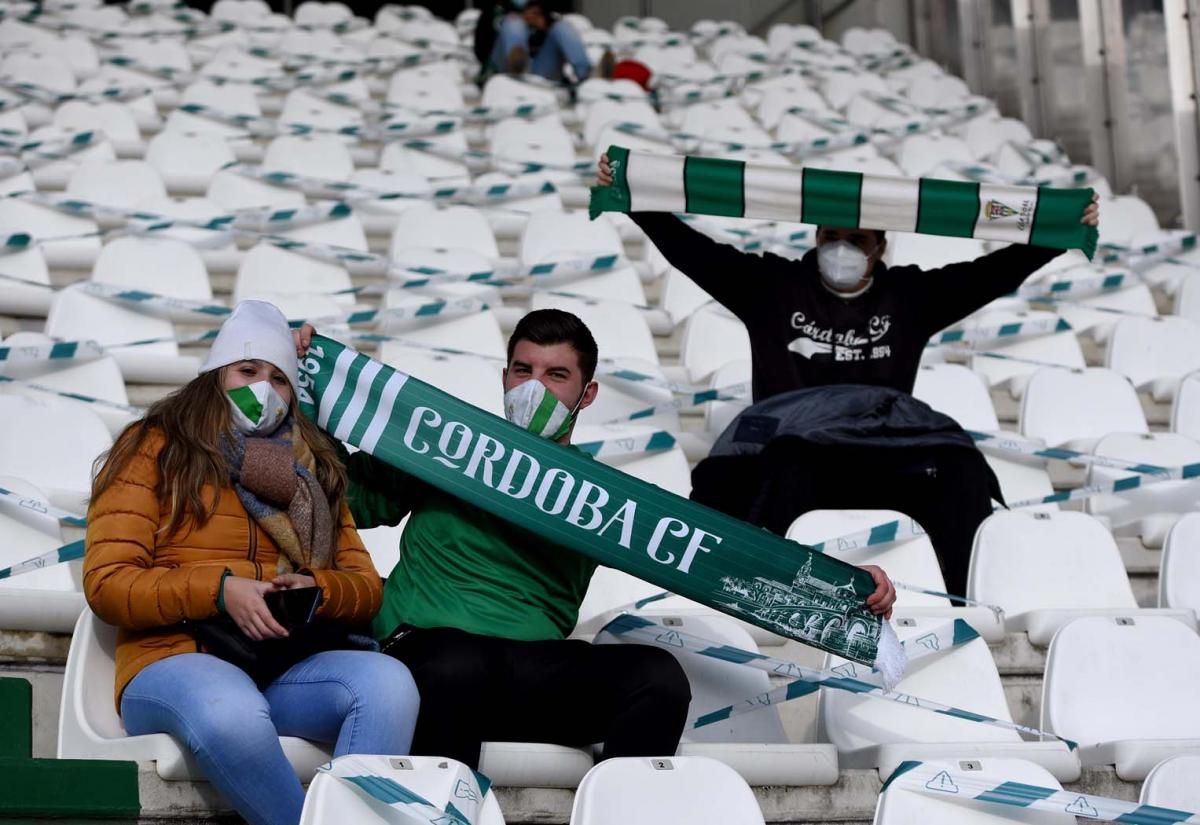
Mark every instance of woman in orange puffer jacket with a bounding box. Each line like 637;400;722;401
85;301;419;825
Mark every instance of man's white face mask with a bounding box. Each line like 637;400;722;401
504;379;582;440
818;240;872;292
226;381;289;437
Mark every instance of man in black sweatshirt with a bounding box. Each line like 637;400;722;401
596;153;1100;596
597;153;1100;403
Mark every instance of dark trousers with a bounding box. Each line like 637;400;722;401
381;625;691;769
692;443;999;597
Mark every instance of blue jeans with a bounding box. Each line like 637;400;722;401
121;651;419;825
490;15;590;82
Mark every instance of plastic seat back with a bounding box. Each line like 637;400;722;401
1042;616;1200;747
570;757;764;825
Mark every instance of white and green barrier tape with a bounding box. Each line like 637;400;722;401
883;760;1197;823
602;381;753;425
927;317;1073;348
575;430;677;459
0;374;143;417
591;145;1098;258
401;139;596;177
0;540;85;580
1099;231;1198;267
1014;270;1135;300
175;102;464;142
0;485;86;529
297;334;905;676
601;613;1071;744
320;755;494;825
8;190;355;236
1008;461;1200;509
0;129;103;170
0;338;105;366
671;615;979;732
0;80;157;108
224;162;559;207
966;429;1175;477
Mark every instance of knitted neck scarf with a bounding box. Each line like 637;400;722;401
224;418;336;576
590;144;1099;259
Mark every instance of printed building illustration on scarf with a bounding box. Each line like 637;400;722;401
714;555;880;661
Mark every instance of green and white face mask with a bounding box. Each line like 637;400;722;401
503;379;582;440
227;381;289;437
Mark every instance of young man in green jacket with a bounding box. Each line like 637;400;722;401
301;309;692;767
298;309;897;767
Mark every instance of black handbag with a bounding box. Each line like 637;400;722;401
185;587;378;688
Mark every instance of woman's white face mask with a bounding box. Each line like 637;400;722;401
504;379;583;440
817;240;873;291
227;381;289;436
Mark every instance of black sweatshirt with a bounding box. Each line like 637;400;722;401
633;213;1063;402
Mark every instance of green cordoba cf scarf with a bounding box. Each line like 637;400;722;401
298;336;905;683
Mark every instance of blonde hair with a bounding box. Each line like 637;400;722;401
91;367;347;538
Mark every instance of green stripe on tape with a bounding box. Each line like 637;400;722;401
976;781;1057;808
1115;805;1195;824
916;178;980;238
683;155;745;217
801;168;862;227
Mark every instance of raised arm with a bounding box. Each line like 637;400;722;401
913;192;1101;334
598;153;790;319
340;444;426;530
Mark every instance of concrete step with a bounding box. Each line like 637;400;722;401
122;763;1142;825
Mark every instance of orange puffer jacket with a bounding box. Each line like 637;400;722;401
84;429;383;706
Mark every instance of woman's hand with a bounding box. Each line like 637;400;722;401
273;573;317;590
597;152;613;186
861;564;896;620
222;577;288;640
292;323;317;358
1082;191;1100;227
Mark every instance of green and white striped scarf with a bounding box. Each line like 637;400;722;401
590;144;1099;259
298;336;904;682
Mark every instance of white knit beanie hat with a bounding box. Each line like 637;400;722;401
200;300;298;396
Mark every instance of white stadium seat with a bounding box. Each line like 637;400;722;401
1139;754;1200;814
913;364;1000;431
597;614;840;786
1159;513;1200;611
1085;432;1200;547
873;757;1073;825
0;475;86;633
1042;616;1200;780
300;755;508;825
1107;316;1200;402
570;756;765;825
60;612;331;780
819;615;1079;780
968;510;1193;644
1019;367;1147;451
0;394;112;513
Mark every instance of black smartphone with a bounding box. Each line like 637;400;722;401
264;586;323;628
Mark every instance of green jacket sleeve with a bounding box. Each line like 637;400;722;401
337;443;426;529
